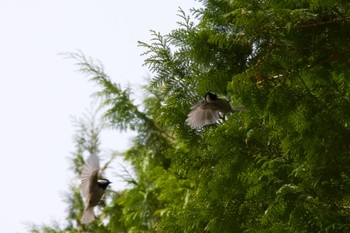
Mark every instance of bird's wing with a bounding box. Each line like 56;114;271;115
186;102;220;129
80;153;100;199
190;99;207;110
214;98;232;114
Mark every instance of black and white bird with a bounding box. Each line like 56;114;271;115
80;153;111;224
186;92;245;129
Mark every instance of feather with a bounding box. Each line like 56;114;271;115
186;92;245;129
81;206;95;224
186;104;220;129
80;153;100;199
86;153;100;170
190;99;207;110
79;153;111;224
214;99;232;114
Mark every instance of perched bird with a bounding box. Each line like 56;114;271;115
80;153;111;224
186;92;245;129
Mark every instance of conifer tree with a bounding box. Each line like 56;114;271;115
31;0;350;232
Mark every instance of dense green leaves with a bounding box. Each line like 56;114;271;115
32;0;350;232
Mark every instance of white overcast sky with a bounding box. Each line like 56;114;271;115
0;0;200;232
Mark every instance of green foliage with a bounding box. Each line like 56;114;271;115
33;0;350;232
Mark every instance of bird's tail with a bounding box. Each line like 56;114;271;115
81;207;95;224
231;105;247;112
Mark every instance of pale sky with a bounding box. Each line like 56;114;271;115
0;1;200;232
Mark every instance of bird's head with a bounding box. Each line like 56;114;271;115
205;92;217;102
97;179;111;190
